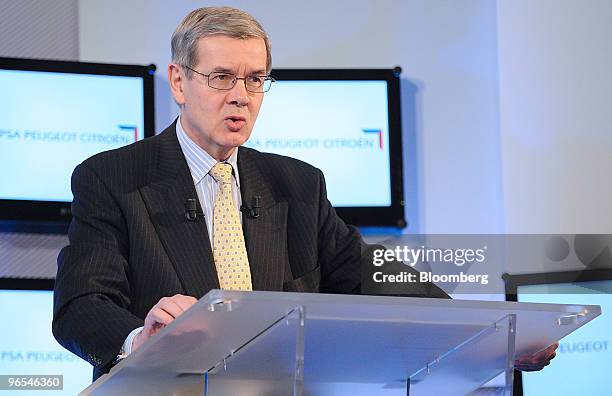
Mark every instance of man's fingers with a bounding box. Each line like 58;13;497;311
155;295;197;319
146;306;175;327
538;342;558;358
514;345;557;372
545;343;559;356
172;294;198;311
533;351;556;365
160;294;197;314
135;294;199;351
515;342;559;365
157;297;187;319
133;295;196;352
145;295;195;328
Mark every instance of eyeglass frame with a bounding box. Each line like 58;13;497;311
182;65;275;93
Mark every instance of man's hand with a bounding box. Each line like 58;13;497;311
132;294;198;352
514;342;558;371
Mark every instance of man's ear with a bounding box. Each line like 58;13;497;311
168;63;186;105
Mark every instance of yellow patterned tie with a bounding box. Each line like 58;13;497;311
209;162;252;291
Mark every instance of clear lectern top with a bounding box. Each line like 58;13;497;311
80;290;600;396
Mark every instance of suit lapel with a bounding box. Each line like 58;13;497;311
139;123;219;297
238;147;289;291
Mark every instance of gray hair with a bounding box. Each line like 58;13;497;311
171;6;272;78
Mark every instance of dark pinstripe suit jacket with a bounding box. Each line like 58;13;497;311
52;122;364;380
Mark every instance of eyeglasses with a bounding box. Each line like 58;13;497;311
183;65;275;93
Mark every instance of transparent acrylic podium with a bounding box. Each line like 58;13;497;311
80;291;600;396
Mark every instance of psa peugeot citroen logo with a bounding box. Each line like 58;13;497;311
362;128;383;149
118;125;139;142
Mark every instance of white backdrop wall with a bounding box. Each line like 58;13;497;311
4;0;611;236
497;0;612;233
78;0;504;234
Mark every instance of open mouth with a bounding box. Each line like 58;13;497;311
225;115;246;122
224;115;247;131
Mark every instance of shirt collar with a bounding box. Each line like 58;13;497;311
175;115;240;186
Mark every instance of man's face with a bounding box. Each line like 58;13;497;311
170;35;267;160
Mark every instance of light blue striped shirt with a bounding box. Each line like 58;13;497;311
175;116;243;248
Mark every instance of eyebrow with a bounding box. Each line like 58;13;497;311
211;67;235;74
249;69;267;75
211;66;268;75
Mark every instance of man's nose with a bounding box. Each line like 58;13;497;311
227;78;250;106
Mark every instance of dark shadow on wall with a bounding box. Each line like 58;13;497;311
400;77;423;234
154;73;174;133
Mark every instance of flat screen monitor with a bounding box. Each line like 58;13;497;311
505;269;612;396
0;278;92;395
0;57;155;224
257;69;405;227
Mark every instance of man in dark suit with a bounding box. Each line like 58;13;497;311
52;6;373;380
52;6;556;381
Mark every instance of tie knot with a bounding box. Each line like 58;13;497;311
209;162;233;184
